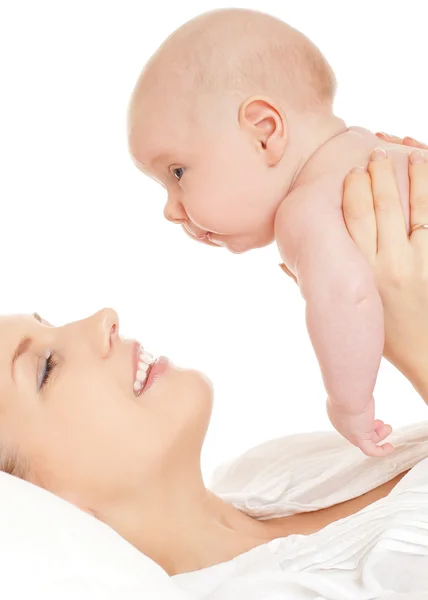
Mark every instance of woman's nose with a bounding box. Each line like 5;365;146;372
93;308;119;358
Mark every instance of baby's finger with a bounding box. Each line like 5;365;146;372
359;439;394;458
368;149;407;255
372;420;392;443
342;167;377;264
408;151;428;249
279;263;298;284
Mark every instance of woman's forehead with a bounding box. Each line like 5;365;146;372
0;313;37;331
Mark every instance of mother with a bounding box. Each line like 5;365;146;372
0;150;428;593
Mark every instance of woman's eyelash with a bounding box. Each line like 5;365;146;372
40;352;58;389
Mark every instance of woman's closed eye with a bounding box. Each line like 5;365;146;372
171;167;185;181
38;351;58;391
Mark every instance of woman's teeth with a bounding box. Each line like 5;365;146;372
134;348;156;395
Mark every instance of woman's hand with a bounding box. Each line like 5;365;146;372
376;132;428;150
343;148;428;402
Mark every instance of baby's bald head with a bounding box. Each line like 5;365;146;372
132;9;336;114
128;9;339;254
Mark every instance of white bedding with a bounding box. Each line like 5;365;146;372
2;422;428;598
173;422;428;598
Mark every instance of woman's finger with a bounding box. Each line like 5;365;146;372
342;166;377;263
408;150;428;249
375;132;428;150
375;132;404;144
368;149;408;255
402;137;428;150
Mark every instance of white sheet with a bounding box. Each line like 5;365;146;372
173;423;428;598
0;471;192;600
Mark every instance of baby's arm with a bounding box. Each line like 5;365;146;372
275;190;392;456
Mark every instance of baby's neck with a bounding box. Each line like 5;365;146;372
283;111;348;193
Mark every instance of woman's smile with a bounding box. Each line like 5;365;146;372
132;341;170;396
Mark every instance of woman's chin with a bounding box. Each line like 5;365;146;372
172;367;214;418
141;366;214;468
142;364;214;430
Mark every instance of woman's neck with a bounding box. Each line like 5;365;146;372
99;472;271;575
94;454;409;576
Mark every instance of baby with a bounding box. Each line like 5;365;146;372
128;8;420;457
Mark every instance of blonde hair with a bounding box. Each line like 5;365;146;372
0;440;28;479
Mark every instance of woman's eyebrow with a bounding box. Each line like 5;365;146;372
11;336;32;378
10;314;43;378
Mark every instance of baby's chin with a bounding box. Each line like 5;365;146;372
224;235;274;254
205;225;275;253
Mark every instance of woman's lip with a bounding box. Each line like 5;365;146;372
132;340;141;382
142;356;169;394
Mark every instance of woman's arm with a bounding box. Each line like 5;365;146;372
342;149;428;404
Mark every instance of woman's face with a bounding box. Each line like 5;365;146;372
0;309;213;511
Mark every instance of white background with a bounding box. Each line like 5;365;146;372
1;0;427;478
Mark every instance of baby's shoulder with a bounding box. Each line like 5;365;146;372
274;179;341;264
288;128;381;212
300;128;375;184
278;175;342;224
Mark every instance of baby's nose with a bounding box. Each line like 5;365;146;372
163;199;187;223
165;213;185;224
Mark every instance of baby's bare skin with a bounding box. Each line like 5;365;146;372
128;8;418;457
276;129;416;455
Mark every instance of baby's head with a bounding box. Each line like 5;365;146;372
128;9;336;253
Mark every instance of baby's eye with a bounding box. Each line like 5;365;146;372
171;167;185;181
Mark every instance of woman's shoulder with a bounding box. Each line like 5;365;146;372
176;455;428;599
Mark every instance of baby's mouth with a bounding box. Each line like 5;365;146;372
133;345;156;396
181;224;221;247
206;233;227;247
182;222;207;240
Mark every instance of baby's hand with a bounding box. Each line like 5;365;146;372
326;397;394;457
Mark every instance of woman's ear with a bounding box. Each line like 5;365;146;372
239;97;287;166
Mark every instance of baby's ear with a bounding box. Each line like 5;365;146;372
239;97;287;166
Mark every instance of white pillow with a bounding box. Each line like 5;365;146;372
0;472;191;600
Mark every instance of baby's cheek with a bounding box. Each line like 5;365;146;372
184;189;223;231
186;180;245;232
